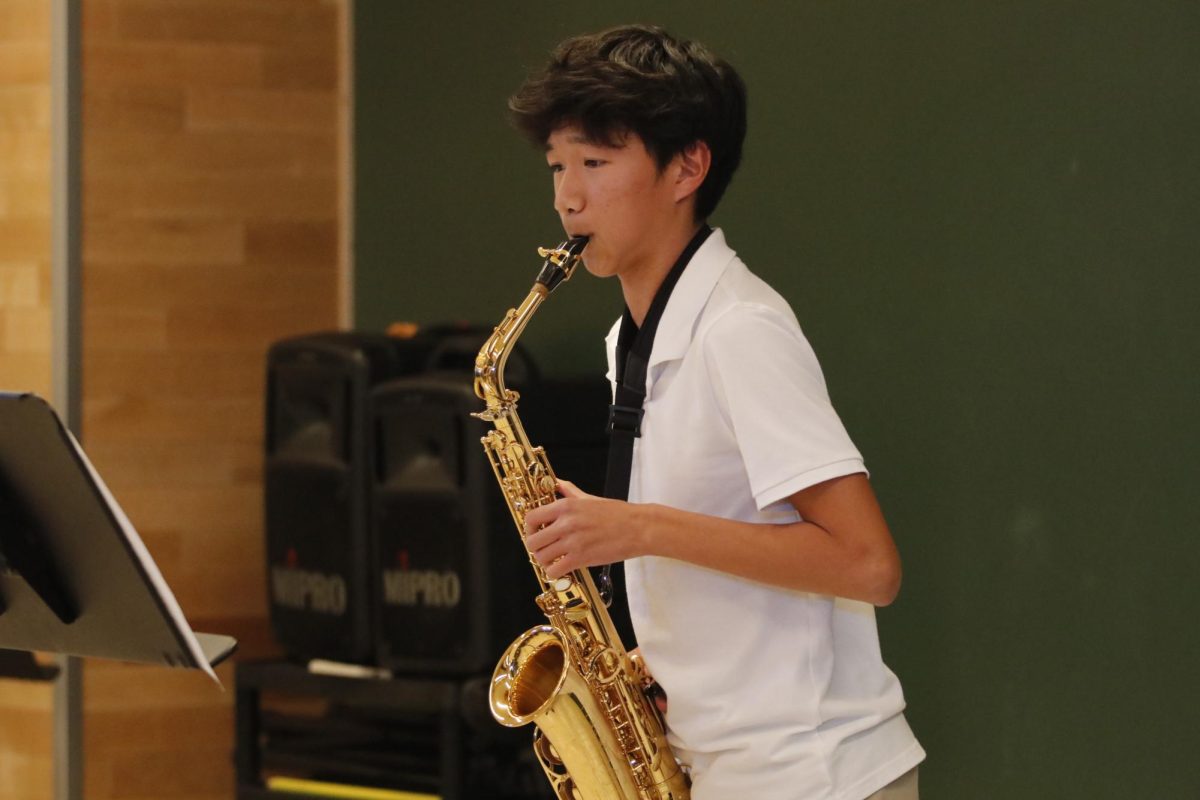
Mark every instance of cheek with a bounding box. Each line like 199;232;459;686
598;190;644;232
620;180;662;218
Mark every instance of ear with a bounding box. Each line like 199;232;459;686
672;140;712;205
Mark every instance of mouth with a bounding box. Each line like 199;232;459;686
565;233;591;256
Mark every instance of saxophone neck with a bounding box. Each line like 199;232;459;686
474;237;588;413
474;285;546;412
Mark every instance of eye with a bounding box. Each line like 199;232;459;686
584;158;605;168
547;162;563;174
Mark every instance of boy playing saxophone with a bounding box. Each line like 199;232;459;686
517;25;925;800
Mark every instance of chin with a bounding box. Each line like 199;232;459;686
580;255;612;279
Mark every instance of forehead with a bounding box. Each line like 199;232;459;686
545;125;632;152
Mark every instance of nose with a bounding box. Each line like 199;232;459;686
553;168;584;218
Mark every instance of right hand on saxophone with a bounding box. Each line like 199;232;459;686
523;478;651;580
524;481;670;715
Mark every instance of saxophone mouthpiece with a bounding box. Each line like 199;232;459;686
535;236;589;293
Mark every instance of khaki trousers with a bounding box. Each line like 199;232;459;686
863;767;919;800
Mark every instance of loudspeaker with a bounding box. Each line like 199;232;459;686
369;374;611;675
264;333;414;663
264;327;537;665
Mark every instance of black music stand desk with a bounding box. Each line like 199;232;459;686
0;393;235;681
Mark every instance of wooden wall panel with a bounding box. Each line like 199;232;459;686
80;1;346;798
0;0;52;398
0;1;54;798
0;682;54;800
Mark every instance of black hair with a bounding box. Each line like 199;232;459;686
509;25;747;220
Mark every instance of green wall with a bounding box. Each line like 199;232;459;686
355;2;1200;796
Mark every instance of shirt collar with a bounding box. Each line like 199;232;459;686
605;227;737;372
646;226;737;367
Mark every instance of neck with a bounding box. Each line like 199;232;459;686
619;221;704;326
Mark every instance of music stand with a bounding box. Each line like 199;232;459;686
0;393;235;682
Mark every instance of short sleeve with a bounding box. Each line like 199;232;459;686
701;304;865;510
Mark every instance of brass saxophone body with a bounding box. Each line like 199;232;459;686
473;238;689;800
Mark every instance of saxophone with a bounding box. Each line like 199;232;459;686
473;238;690;800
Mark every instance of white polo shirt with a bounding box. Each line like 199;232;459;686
606;229;924;799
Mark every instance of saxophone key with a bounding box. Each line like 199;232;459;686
535;591;563;616
588;647;622;684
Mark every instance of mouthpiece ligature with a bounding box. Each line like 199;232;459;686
534;236;589;293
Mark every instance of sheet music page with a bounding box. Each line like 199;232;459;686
63;425;220;684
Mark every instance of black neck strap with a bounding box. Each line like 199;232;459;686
595;225;712;608
604;224;712;500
